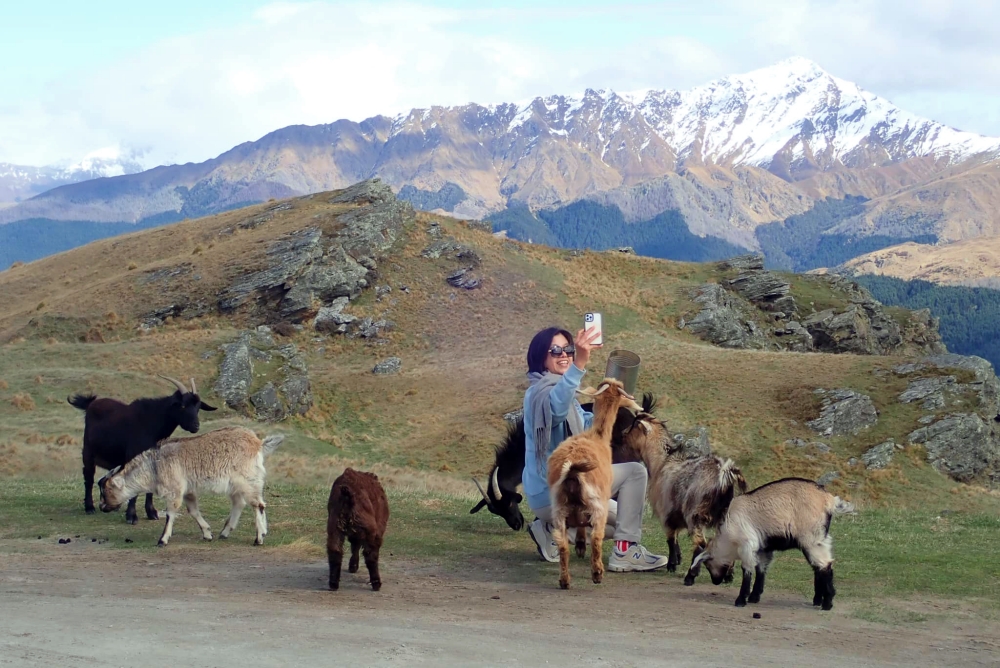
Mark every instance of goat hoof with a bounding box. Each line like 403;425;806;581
202;535;213;542
219;534;229;540
666;564;677;573
683;575;696;586
592;574;603;585
157;540;167;547
329;582;339;591
735;599;747;607
254;538;264;546
126;517;138;526
146;512;159;520
813;597;822;606
348;565;359;574
85;507;96;515
371;582;381;592
559;579;570;590
748;594;760;604
821;601;833;611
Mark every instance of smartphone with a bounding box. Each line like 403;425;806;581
584;312;603;346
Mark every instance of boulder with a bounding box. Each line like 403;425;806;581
447;267;482;290
807;389;878;436
421;238;481;266
718;254;765;272
921;354;1000;418
213;330;313;421
908;414;1000;483
861;440;896;470
671;426;712;458
726;270;791;308
817;471;840;486
373;357;402;375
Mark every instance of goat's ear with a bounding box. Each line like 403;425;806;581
470;499;488;514
199;401;218;412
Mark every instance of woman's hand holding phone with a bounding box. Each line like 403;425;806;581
574;326;603;371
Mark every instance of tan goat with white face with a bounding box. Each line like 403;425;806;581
100;426;284;546
691;477;855;610
546;378;642;589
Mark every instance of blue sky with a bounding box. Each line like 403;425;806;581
3;1;1000;168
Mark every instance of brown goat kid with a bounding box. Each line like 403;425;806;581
547;378;642;589
623;410;747;585
327;468;390;592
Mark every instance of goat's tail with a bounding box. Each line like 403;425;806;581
831;496;856;516
718;459;748;494
552;458;598;490
261;434;286;456
67;394;97;411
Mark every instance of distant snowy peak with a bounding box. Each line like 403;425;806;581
391;58;1000;179
57;146;146;179
0;147;147;204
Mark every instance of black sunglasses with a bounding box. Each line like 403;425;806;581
548;344;576;357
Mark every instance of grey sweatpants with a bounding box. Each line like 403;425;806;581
530;462;647;544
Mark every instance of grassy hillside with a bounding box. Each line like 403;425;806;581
2;188;999;616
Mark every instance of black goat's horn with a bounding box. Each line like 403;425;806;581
472;477;491;505
189;377;197;394
157;375;188;393
490;467;502;500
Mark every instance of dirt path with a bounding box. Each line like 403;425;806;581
1;542;998;667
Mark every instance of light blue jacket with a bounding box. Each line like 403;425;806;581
522;364;594;511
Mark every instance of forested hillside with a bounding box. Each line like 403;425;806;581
488;200;746;262
853;274;1000;370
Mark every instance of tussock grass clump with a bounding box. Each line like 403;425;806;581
11;393;36;411
0;379;7;390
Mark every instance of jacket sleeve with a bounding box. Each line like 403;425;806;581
549;364;586;425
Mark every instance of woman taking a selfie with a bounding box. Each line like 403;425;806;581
522;325;668;571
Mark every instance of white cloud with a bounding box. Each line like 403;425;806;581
4;0;1000;168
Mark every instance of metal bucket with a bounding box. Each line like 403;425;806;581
604;349;641;396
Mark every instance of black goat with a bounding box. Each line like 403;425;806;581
470;395;654;531
470;417;526;530
70;375;217;524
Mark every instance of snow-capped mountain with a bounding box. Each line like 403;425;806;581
5;57;1000;248
0;147;145;205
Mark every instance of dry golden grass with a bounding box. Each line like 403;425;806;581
10;393;35;411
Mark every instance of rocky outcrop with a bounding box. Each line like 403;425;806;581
213;327;312;421
218;179;413;323
807;389;878;436
682;283;772;350
894;354;1000;419
908;414;1000;483
685;254;946;357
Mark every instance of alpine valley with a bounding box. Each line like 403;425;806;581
5;57;1000;273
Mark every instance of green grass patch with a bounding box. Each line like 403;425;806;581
2;478;999;615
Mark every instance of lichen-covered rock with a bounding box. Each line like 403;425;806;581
503;409;523;424
218;178;412;322
213;330;313;421
899;376;956;410
817;471;840;486
373;357;402;375
772;320;813;352
250;383;284;422
908;414;1000;483
447;267;482;290
421;238;481;266
807;389;878;436
921;354;1000;418
726;270;791;309
214;333;254;410
684;283;772;350
671;426;712;458
718;254;764;272
861;440;897;470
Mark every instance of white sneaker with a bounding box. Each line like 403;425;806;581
527;518;559;563
607;543;669;572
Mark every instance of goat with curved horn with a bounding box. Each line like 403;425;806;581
157;375;188;394
472;477;491;506
190;378;197;395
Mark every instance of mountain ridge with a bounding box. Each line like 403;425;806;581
5;57;1000;266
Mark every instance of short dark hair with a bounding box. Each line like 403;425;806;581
527;327;574;374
